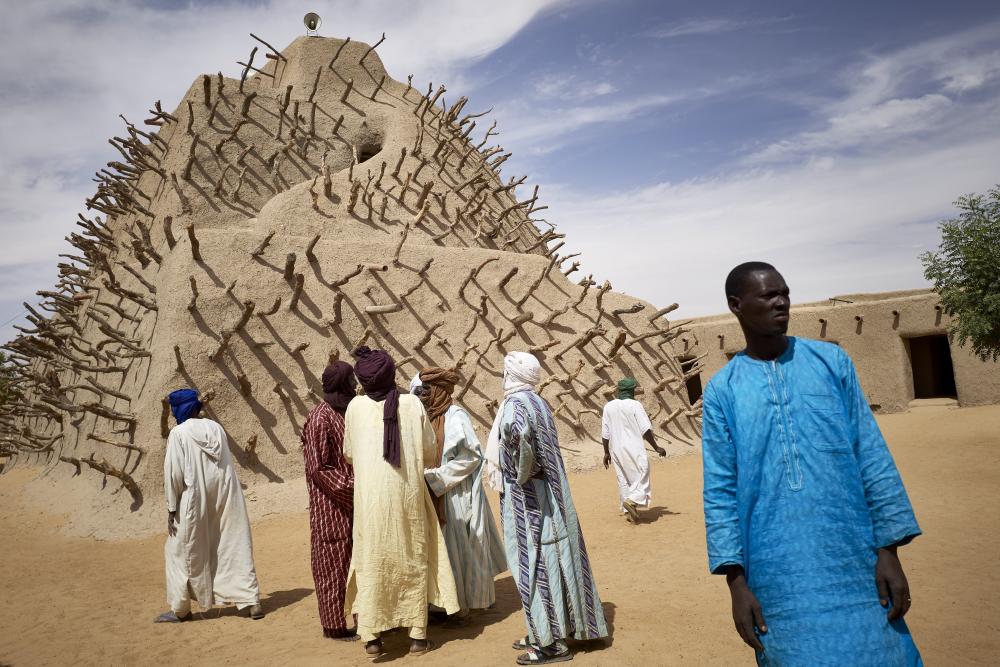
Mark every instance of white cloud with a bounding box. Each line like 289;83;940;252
545;134;1000;319
562;20;1000;317
938;51;1000;93
542;20;1000;316
497;94;679;152
832;21;1000;114
533;73;617;100
750;94;954;163
648;15;792;39
747;21;1000;164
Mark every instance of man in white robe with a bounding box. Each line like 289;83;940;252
601;377;666;523
155;389;262;623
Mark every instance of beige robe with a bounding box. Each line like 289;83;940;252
164;418;260;613
344;394;459;638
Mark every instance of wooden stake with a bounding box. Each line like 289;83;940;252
612;302;645;317
365;303;402;315
258;297;281;316
251;231;275;258
414;321;444;351
187;276;199;310
241;91;257;117
306;234;321;262
186;224;201;261
288;273;304;311
233;300;256;332
308;66;322;102
163;216;176;249
392;147;407;178
340;79;353;103
392;223;411;265
328;37;351;67
359;32;386;64
648;303;679;323
497;267;519;290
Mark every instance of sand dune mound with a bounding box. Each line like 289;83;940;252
0;34;701;519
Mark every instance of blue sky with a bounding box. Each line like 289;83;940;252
1;0;999;342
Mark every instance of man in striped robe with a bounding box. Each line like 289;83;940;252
485;352;610;664
301;361;357;640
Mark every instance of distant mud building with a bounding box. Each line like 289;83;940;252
682;289;1000;414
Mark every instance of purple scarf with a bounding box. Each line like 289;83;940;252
352;346;401;467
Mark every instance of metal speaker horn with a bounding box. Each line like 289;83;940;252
303;12;321;35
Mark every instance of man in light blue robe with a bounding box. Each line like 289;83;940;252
485;352;609;664
410;367;507;621
702;262;923;666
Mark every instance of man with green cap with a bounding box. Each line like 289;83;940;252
601;378;667;523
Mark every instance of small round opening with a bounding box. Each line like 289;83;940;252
358;142;382;163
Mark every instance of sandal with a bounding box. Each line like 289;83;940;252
512;636;531;650
445;615;467;628
409;639;435;656
516;644;573;665
153;611;191;623
365;639;385;658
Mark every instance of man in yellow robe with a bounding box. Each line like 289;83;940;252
343;346;459;657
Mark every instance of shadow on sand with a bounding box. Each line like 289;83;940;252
184;587;313;621
370;575;522;661
638;505;680;524
369;578;615;662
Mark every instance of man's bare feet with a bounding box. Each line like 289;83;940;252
365;638;384;656
248;604;265;620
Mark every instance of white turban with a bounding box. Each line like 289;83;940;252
409;372;423;394
502;351;541;393
484;352;542;491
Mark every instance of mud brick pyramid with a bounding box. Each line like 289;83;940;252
0;34;702;511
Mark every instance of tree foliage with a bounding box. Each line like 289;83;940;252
921;185;1000;362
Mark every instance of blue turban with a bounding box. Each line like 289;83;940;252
168;388;202;425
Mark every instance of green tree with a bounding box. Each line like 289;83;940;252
921;185;1000;362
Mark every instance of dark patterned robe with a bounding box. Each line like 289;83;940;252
302;401;354;633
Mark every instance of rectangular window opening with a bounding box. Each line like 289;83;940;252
678;356;703;404
905;334;957;399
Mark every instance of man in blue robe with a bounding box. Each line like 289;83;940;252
702;262;922;666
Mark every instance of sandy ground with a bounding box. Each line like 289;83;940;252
1;403;999;666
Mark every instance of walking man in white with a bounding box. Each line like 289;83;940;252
601;377;666;523
154;388;263;623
